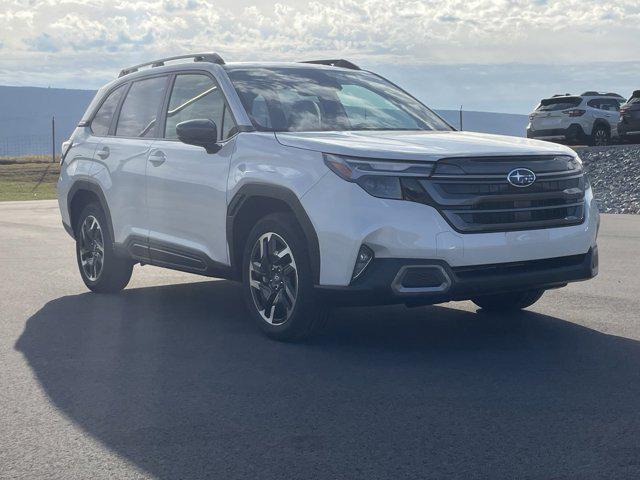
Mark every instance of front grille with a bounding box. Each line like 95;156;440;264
452;254;587;280
410;155;587;233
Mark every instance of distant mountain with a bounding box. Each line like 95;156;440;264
0;85;528;156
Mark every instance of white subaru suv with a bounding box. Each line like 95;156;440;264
527;92;625;146
58;54;599;341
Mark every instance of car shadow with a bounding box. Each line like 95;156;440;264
15;280;640;479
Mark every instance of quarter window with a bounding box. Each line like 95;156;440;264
91;85;125;136
115;76;167;138
587;99;621;111
164;74;236;141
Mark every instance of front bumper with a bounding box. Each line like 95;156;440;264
317;247;598;306
302;171;599;286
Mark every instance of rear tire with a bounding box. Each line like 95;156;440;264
472;289;544;312
75;203;133;293
242;212;326;341
590;125;610;146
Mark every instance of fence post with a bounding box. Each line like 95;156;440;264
51;116;56;163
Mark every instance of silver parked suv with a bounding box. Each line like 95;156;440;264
527;92;625;146
58;53;599;341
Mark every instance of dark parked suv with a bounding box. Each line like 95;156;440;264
618;91;640;142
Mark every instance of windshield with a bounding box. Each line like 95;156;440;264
225;66;452;132
537;97;582;112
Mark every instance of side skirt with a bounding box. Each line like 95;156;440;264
114;235;234;280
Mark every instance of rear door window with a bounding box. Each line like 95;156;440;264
587;99;603;109
115;76;168;138
91;85;126;136
589;99;621;111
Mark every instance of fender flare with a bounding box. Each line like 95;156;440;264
67;180;114;241
226;183;321;284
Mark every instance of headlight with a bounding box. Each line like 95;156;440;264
323;153;434;200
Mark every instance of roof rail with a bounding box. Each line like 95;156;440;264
118;53;225;78
301;59;360;70
552;93;572;97
605;92;624;98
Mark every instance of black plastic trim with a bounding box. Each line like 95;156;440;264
226;183;321;284
526;124;586;141
116;235;234;278
316;249;597;307
66;180;114;241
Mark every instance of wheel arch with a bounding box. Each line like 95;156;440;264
591;119;611;135
227;183;321;284
67;180;114;241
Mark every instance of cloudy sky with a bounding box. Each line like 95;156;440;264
1;0;639;113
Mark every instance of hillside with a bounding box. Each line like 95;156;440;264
0;86;95;156
0;85;528;156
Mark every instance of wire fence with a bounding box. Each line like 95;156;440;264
0;134;54;159
0;116;60;161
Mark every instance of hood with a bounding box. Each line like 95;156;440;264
275;130;576;161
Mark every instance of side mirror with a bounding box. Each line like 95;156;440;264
176;119;220;153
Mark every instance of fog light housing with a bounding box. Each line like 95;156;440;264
351;245;374;281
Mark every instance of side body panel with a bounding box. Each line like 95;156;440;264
226;132;328;200
91;137;153;244
57;127;102;230
146;139;235;264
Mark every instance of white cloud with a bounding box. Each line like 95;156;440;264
0;0;638;109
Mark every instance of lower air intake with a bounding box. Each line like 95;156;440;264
392;265;451;294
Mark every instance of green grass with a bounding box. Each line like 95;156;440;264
0;154;59;165
0;162;61;201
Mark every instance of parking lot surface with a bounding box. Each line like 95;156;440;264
1;200;640;479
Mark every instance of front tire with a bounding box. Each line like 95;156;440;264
472;289;545;312
75;203;133;293
242;212;326;341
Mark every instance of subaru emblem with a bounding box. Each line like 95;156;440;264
507;168;536;187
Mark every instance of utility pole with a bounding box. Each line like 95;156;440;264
51;116;56;163
459;105;463;131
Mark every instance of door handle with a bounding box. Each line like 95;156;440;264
96;146;110;160
149;150;166;166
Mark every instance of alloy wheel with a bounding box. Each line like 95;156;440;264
248;232;298;325
594;129;609;146
79;215;104;281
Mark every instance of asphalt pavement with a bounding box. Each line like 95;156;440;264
1;200;640;479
